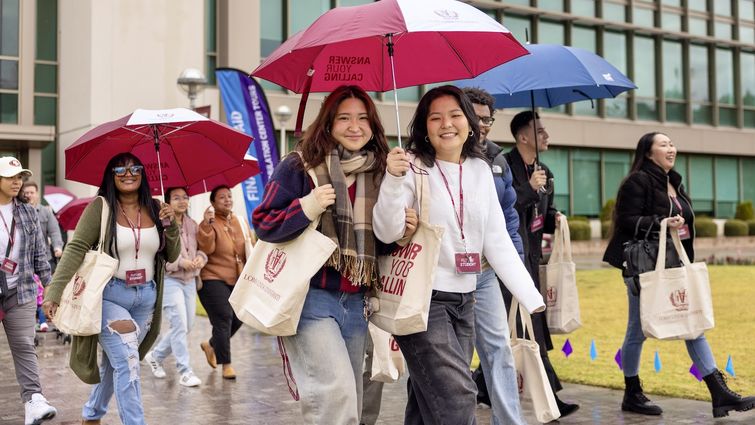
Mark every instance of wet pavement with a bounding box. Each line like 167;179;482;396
2;317;754;424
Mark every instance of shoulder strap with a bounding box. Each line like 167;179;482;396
96;196;110;253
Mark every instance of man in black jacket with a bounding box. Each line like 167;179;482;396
503;111;579;417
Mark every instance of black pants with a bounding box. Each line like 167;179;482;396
197;279;242;364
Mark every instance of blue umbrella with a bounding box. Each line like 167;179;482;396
456;44;636;171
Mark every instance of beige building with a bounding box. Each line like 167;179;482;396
2;0;754;217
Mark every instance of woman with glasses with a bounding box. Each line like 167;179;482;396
373;85;545;424
43;153;180;425
145;187;206;387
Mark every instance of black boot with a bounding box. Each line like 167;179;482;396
554;394;579;418
472;367;491;406
621;375;663;415
703;369;755;418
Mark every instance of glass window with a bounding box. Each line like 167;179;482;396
715;0;732;16
715;157;738;218
602;151;631;202
662;0;681;6
386;86;420;102
571;26;596;52
571;149;601;216
741;0;755;20
205;0;217;85
0;92;17;123
633;7;655;27
604;31;628;118
743;52;755;106
663;40;684;100
0;59;18;90
541;147;570;215
603;1;627;22
539;0;564;12
743;158;755;203
36;0;57;61
538;20;565;45
690;44;710;124
716;48;734;105
688;17;708;36
1;0;19;56
503;14;531;43
290;0;330;35
34;96;56;126
740;25;755;43
34;63;57;94
689;0;708;11
503;0;530;5
634;35;657;120
261;0;283;57
745;110;755;128
688;156;714;213
714;21;732;38
338;0;372;6
571;0;596;16
674;154;688;185
662;12;682;32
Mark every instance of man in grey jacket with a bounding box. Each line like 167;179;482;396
22;182;63;271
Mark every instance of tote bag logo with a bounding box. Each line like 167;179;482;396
434;9;459;20
517;372;524;394
390;337;400;352
669;288;689;311
72;274;87;299
264;248;287;283
546;287;558;307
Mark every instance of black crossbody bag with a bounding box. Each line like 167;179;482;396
622;217;681;295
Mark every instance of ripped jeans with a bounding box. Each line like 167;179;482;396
82;278;156;425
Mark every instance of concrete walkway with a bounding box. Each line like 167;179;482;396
2;317;753;424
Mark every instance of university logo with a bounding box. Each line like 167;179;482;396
264;248;287;283
156;112;175;119
669;288;689;311
546;287;558;307
390;337;400;352
602;73;615;82
434;9;459;20
72;274;86;299
517;372;524;394
9;159;21;167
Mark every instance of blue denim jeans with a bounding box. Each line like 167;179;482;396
282;287;367;425
475;268;526;425
82;278;157;425
151;277;197;374
395;290;477;425
621;276;717;377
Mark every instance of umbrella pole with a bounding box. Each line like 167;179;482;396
152;125;171;226
387;34;402;149
530;90;540;166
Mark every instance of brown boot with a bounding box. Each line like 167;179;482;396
200;341;217;369
222;364;236;380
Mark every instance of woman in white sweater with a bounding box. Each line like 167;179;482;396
373;85;545;424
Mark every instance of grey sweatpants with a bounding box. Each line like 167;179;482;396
1;300;42;402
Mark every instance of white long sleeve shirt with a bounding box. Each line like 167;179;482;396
373;155;545;314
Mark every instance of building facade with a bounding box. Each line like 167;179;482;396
2;0;754;217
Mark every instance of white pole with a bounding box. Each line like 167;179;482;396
280;126;287;159
388;34;402;149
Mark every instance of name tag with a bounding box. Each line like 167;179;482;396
125;269;146;286
455;252;481;274
530;214;544;232
1;258;17;274
678;224;691;240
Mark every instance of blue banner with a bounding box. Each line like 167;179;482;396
216;68;280;227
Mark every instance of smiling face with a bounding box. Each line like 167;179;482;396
472;102;492;141
168;188;189;215
647;133;676;172
113;159;142;195
426;95;470;162
211;187;233;215
330;97;373;152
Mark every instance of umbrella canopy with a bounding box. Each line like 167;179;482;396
455;43;636;108
42;185;76;213
185;155;261;196
252;0;528;93
56;197;95;231
65;108;253;195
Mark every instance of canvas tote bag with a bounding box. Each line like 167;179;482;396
370;165;444;335
542;215;581;334
54;197;119;336
508;300;561;423
639;217;715;340
230;169;337;336
368;322;406;383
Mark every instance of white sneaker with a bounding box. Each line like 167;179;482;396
179;371;202;387
144;351;166;378
24;393;56;425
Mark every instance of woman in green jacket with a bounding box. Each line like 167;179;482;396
43;153;180;425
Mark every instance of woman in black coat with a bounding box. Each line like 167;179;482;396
604;132;754;419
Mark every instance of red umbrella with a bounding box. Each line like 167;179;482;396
65;108;253;196
251;0;528;143
42;185;77;213
57;197;96;231
185;155;261;196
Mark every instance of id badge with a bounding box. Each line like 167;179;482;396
125;269;146;286
678;224;691;240
1;258;18;274
530;214;544;232
455;252;481;274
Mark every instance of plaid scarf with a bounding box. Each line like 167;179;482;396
313;146;379;287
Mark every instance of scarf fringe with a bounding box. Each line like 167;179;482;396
325;249;377;287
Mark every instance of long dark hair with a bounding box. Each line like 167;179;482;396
98;153;162;255
298;85;388;180
406;85;484;167
630;131;666;173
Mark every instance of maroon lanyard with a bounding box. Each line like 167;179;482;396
119;203;142;260
0;208;14;253
435;160;465;243
671;195;683;214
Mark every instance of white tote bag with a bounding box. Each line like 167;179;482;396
370;167;444;336
230;170;337;336
639;218;715;340
54;197;119;336
542;215;581;334
508;300;561;423
368;323;406;383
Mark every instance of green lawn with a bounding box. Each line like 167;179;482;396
550;266;755;401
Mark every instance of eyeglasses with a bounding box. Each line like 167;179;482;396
477;116;495;127
112;165;144;177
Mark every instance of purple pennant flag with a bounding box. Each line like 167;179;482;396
689;363;704;382
614;349;623;370
562;339;573;357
